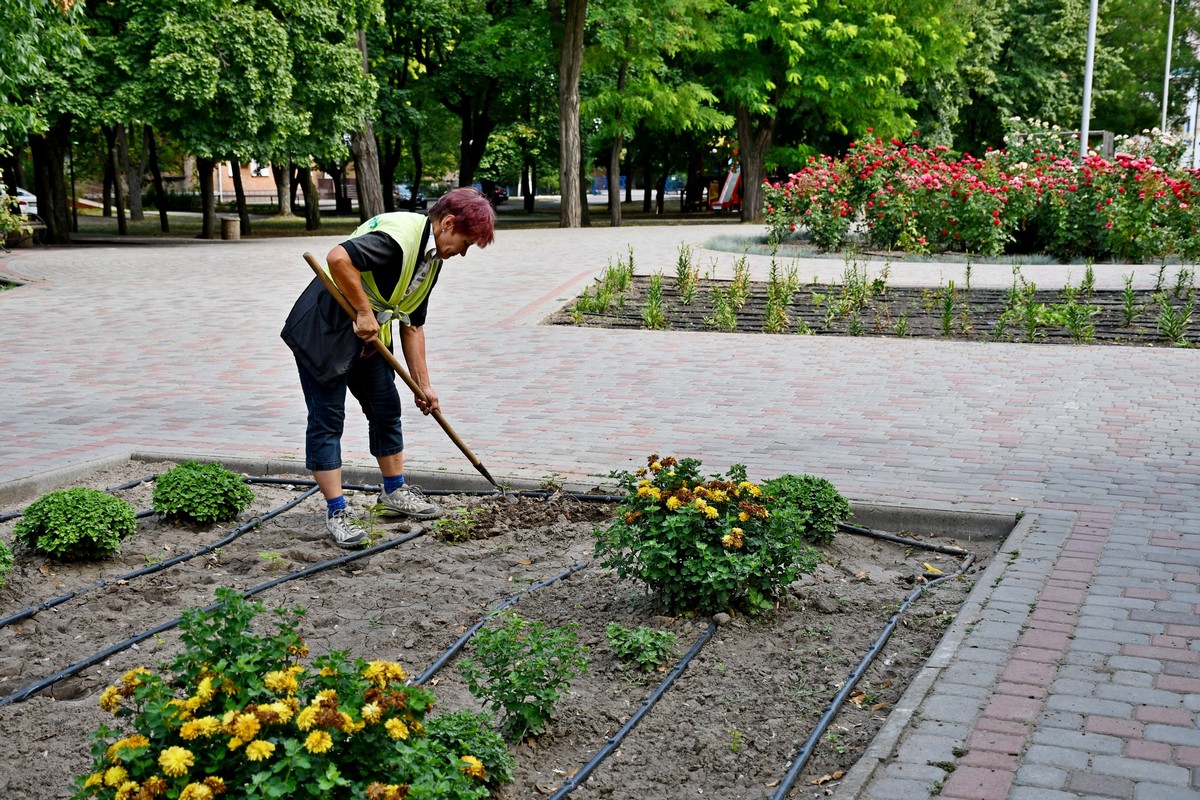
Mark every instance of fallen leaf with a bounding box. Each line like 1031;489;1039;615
854;570;869;581
871;702;890;711
810;774;835;786
923;563;943;574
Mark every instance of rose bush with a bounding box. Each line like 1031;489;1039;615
764;122;1200;262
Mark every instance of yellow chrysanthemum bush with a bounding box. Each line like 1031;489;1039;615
594;455;837;615
72;588;512;800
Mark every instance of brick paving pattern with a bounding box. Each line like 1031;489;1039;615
2;224;1198;798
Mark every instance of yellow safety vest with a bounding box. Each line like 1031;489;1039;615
328;212;441;347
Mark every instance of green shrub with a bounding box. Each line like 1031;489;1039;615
459;611;589;740
14;488;136;560
0;539;13;585
594;455;824;615
605;622;678;673
425;710;514;793
153;461;254;524
761;473;852;545
73;588;502;800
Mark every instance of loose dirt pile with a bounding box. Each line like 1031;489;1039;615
0;461;999;799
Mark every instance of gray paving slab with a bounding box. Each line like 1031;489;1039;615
2;224;1199;799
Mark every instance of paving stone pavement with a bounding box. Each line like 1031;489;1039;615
2;224;1199;799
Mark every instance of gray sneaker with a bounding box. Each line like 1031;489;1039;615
326;509;369;548
377;484;442;520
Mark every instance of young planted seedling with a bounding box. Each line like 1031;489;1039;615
459;610;589;740
432;507;485;541
729;252;752;309
1156;291;1194;346
940;280;956;337
1121;273;1139;327
605;622;678;674
642;272;668;330
705;285;738;332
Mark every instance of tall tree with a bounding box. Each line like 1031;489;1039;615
549;0;588;227
351;28;385;220
585;0;729;226
711;0;967;222
3;0;86;242
122;0;294;237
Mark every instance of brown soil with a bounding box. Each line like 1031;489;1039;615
0;461;999;799
547;276;1195;346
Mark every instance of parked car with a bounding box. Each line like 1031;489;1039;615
394;183;427;209
471;181;508;205
15;187;37;217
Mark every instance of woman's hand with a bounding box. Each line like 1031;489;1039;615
353;309;380;342
415;384;440;416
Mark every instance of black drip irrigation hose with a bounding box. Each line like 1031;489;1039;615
412;561;591;687
769;541;977;799
837;521;971;557
549;620;720;799
0;526;428;709
0;486;321;631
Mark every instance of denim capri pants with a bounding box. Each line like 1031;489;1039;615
296;350;405;472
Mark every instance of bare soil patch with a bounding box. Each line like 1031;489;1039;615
548;275;1193;346
0;460;1002;799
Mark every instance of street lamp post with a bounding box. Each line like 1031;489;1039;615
1163;0;1177;131
1080;0;1100;162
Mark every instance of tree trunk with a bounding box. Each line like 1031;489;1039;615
607;57;627;228
549;0;587;228
735;103;773;224
102;156;113;217
352;125;385;221
608;135;622;228
351;30;385;222
410;129;424;210
289;164;300;212
579;155;590;227
125;124;146;222
147;128;170;232
103;124;129;236
196;156;216;239
28;116;72;244
271;162;293;217
522;159;535;213
298;165;321;231
641;149;653;213
231;161;251;235
0;148;26;194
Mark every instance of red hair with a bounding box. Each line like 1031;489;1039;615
430;187;496;247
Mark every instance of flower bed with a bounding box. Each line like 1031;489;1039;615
0;460;1001;799
764;123;1200;262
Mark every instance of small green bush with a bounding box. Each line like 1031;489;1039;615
761;473;852;545
605;622;678;673
14;488;136;560
0;539;13;585
459;611;589;740
152;461;254;524
425;710;515;793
